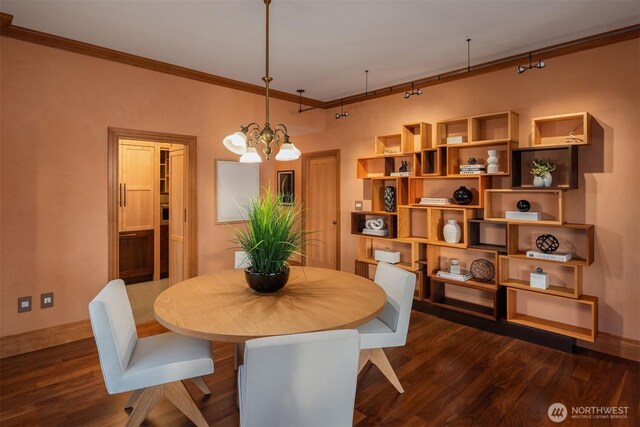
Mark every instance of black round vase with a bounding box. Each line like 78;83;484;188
244;266;290;293
516;200;531;212
453;186;473;205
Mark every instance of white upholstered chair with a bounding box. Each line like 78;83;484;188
357;262;416;393
235;250;251;269
89;279;214;427
238;330;360;427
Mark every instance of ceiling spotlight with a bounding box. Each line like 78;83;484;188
517;53;546;74
404;82;423;99
336;99;349;119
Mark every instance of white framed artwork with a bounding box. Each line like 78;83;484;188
215;160;260;223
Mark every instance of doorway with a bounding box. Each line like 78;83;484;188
302;150;341;269
107;128;197;286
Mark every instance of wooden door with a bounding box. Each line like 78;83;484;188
303;150;340;269
169;145;188;284
119;140;156;232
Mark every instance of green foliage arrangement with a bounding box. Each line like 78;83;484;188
530;159;557;177
232;187;309;275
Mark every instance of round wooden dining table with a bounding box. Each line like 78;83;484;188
154;266;387;342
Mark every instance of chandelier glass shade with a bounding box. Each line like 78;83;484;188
223;0;300;163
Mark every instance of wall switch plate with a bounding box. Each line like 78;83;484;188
41;292;54;309
355;201;363;211
18;296;32;313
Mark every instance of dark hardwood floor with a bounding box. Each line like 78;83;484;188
1;311;638;426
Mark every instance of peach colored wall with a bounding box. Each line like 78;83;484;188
295;39;640;340
1;36;638;342
0;37;325;336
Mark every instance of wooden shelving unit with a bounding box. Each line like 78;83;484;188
421;148;446;176
430;279;503;320
409;175;490;208
371;177;408;212
484;189;566;225
507;288;597;341
511;146;578;189
532;112;592;147
375;133;403;155
351;212;398;239
507;222;594;266
436;117;469;146
397;206;429;242
499;255;583;298
402;122;432;152
446;140;515;176
354;111;598;343
470;111;519;143
468;219;507;253
427;207;475;248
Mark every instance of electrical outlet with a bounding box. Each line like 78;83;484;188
355;201;363;211
41;292;54;309
18;296;32;313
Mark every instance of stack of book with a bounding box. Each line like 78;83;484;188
459;164;486;174
362;228;389;236
436;269;473;282
420;197;454;205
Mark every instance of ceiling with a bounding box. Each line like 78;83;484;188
1;1;638;102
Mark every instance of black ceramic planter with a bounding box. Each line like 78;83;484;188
244;266;290;293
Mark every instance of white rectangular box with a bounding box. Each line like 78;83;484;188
530;271;550;289
446;135;466;144
374;249;401;264
505;211;542;221
526;250;573;262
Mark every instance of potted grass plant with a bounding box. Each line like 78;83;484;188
232;187;308;293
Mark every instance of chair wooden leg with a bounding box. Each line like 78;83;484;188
125;386;164;427
124;389;143;410
164;381;209;427
369;348;404;393
191;377;211;395
358;349;370;374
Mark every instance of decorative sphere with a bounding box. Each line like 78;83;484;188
467;157;477;165
453;186;473;205
516;200;531;212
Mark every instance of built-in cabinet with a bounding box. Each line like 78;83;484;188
353;112;598;343
118;140;172;284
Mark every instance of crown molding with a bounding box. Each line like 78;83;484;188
1;13;638;111
0;12;325;109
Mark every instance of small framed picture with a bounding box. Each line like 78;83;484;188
277;170;295;205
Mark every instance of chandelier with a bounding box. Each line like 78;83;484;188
223;0;301;163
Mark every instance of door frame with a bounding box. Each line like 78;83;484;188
301;149;341;270
107;127;198;281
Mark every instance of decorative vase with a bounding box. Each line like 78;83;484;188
384;186;396;212
516;200;531;212
443;219;461;244
533;175;544;187
453;186;473;205
542;172;553;187
244;266;290;293
487;150;499;174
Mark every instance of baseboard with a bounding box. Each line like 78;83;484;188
0;320;94;359
578;333;640;362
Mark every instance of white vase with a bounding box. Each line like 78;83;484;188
443;219;461;244
542;172;553;187
487;150;499;174
533;175;544;187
